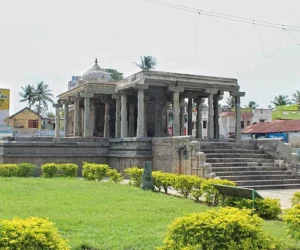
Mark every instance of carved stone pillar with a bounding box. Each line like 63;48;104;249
137;89;145;137
213;95;220;140
144;97;148;137
169;86;184;136
129;103;135;137
81;92;94;138
180;98;185;136
63;101;70;137
72;96;81;137
206;89;218;140
188;98;193;135
115;95;121;138
53;103;62;138
195;98;204;139
121;94;128;137
231;91;245;140
104;102;111;138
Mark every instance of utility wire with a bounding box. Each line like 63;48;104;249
143;0;300;32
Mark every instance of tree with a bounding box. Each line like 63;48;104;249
46;111;55;118
244;101;258;109
134;55;157;70
292;90;300;105
32;82;54;115
225;96;235;108
104;68;124;81
19;84;35;108
271;95;291;106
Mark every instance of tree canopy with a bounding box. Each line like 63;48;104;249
271;95;291;107
225;96;235;108
134;55;157;70
244;101;258;109
104;68;124;81
292;90;300;105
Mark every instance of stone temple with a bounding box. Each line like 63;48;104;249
1;60;300;189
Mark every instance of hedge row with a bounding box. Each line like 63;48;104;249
0;217;69;249
283;191;300;240
0;163;36;177
124;167;281;219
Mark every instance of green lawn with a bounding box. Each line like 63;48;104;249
0;178;298;250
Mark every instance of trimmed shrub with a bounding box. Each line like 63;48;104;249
82;163;109;181
291;191;300;207
0;164;19;177
58;163;78;177
152;172;177;194
17;162;36;177
190;177;204;202
107;169;123;183
158;207;278;250
201;179;236;205
0;217;70;249
41;163;59;178
283;204;300;240
124;167;143;187
173;175;203;198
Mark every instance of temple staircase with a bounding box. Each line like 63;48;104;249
201;141;300;190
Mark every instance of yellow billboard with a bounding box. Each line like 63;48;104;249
0;89;10;110
0;89;10;127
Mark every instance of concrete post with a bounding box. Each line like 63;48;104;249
73;97;80;137
188;98;193;135
53;103;62;138
129;103;135;137
63;101;69;137
121;94;128;137
104;102;110;138
137;89;145;137
115;95;121;138
80;92;94;138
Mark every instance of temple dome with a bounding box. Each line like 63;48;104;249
80;59;112;82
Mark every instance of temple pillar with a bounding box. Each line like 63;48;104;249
80;92;94;138
206;89;218;140
213;95;220;139
129;104;135;137
115;95;121;138
195;98;204;139
63;101;70;137
230;91;245;140
53;102;62;138
169;86;184;136
137;89;145;137
144;97;148;137
72;96;81;137
121;93;128;137
188;98;193;135
104;102;111;138
180;98;185;136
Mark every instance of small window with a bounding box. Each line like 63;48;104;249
259;119;265;123
203;121;207;129
247;121;251;126
241;121;244;129
28;120;39;128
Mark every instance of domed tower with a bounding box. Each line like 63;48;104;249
80;59;112;83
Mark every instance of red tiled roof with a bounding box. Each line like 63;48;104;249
242;120;300;134
220;112;253;117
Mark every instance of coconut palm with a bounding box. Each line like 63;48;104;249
225;96;235;108
244;101;258;109
292;90;300;105
134;55;157;70
19;84;35;108
271;95;291;106
32;82;54;115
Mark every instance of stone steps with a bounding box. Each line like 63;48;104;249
201;149;263;154
220;174;295;181
200;144;257;150
207;158;274;163
215;170;289;176
213;166;286;172
245;183;300;190
235;179;300;187
205;153;269;159
210;162;277;167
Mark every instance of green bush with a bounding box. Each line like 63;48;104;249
17;162;36;177
82;163;110;181
41;163;59;178
152;172;177;194
283;204;300;240
201;179;236;205
58;163;78;177
107;169;123;183
291;191;300;207
190;177;204;202
173;175;203;198
0;164;19;177
124;167;143;187
0;217;70;249
158;207;278;250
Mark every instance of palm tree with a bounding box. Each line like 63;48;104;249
19;84;35;108
134;55;157;70
271;95;291;106
32;82;54;115
225;96;235;108
244;101;258;109
292;90;300;104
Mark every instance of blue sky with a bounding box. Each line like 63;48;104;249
1;0;300;114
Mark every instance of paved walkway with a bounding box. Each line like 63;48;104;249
259;189;299;209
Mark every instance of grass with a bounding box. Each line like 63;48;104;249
0;178;207;249
0;178;299;249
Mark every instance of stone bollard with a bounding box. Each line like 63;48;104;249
141;161;154;190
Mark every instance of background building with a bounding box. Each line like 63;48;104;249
0;89;10;133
